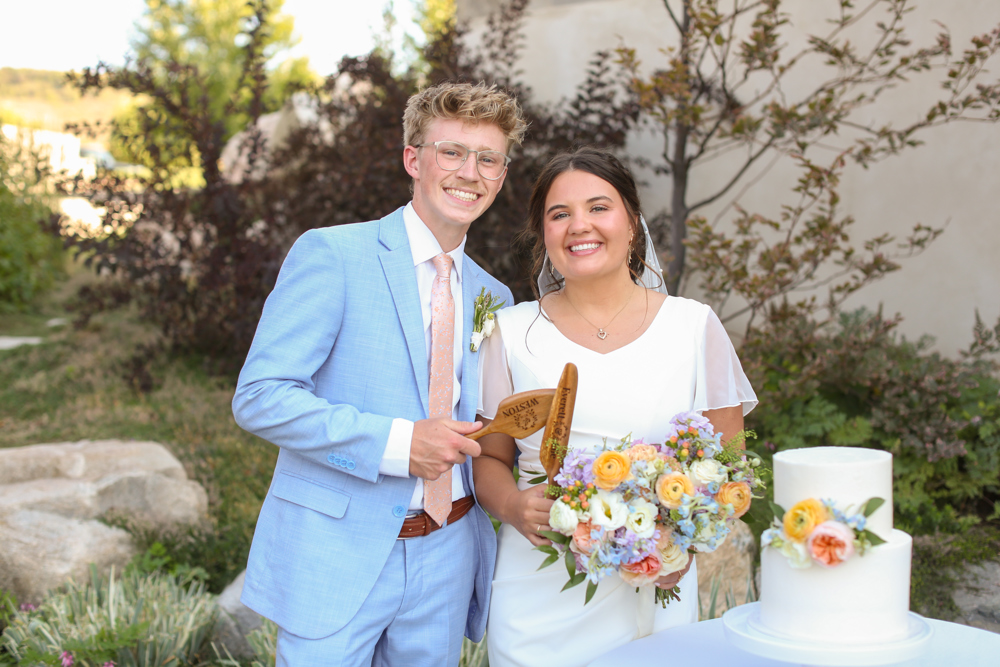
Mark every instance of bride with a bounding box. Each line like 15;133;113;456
472;147;758;666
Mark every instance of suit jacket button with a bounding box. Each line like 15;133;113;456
393;505;405;517
328;454;337;463
347;461;356;470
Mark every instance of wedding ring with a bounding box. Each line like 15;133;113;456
537;524;542;533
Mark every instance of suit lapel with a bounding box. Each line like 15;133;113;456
378;208;430;417
459;257;483;493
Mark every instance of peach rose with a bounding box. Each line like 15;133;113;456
716;482;753;518
626;444;659;462
570;520;599;555
807;521;856;567
783;498;829;543
655;472;694;509
592;451;632;490
619;552;662;586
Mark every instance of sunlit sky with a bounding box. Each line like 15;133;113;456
0;0;419;75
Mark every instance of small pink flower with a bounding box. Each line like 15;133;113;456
807;521;856;567
19;603;36;612
61;652;74;667
102;662;116;667
570;521;599;555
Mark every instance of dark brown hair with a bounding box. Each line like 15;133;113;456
521;147;648;298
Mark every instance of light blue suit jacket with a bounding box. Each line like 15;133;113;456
232;207;511;641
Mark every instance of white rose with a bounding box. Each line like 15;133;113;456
624;499;658;538
483;315;496;337
470;331;485;351
588;490;628;530
658;541;689;575
780;539;812;569
688;459;727;487
549;500;580;535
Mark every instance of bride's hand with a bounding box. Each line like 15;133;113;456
654;553;694;590
504;484;555;547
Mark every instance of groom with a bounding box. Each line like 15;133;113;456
232;82;525;666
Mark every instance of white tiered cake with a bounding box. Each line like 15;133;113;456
723;446;932;666
756;446;913;644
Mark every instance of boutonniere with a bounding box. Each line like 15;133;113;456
470;287;505;352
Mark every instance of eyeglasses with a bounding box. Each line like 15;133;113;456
414;141;511;181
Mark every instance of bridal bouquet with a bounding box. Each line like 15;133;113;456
535;412;766;606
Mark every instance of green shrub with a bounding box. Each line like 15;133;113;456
0;565;216;667
744;308;1000;534
0;134;64;309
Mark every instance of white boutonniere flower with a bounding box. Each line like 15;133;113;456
470;287;505;352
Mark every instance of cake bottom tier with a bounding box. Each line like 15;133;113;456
758;529;912;645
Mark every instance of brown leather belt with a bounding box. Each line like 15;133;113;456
398;495;475;539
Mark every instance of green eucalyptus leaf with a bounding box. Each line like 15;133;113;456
584;580;598;605
535;544;558;557
864;530;887;546
863;497;885;517
526;474;549;485
561;572;587;591
565;549;577;577
540;530;569;545
537;554;559;570
769;501;786;520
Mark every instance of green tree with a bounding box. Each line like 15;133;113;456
616;0;1000;321
109;0;316;171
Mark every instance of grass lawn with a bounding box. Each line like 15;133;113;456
0;265;275;592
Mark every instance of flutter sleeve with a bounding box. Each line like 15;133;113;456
694;307;758;416
477;319;514;420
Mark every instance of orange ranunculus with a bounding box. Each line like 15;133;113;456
655;472;694;509
592;451;632;490
716;482;753;518
783;498;829;543
620;552;662;586
625;444;659;462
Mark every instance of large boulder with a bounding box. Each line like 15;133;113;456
0;440;208;603
213;570;264;659
696;519;756;618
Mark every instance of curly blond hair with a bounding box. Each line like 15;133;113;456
403;81;528;152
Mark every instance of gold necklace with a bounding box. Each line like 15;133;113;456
563;287;635;340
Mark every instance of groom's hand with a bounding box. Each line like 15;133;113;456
409;419;483;480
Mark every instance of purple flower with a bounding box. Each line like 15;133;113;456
554;449;596;487
61;652;74;667
18;602;36;612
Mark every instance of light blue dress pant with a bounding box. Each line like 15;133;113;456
275;515;477;666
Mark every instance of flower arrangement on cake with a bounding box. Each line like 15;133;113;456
761;496;886;568
533;412;766;605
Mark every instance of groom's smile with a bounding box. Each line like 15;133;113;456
404;117;508;250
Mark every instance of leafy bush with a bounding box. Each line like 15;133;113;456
0;566;216;667
0;133;64;309
744;307;1000;534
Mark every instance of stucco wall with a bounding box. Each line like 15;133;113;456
459;0;1000;355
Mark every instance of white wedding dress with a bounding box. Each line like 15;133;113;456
477;296;758;667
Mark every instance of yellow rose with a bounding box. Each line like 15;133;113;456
592;451;632;490
783;498;828;543
716;482;753;518
626;444;659;462
655;472;694;509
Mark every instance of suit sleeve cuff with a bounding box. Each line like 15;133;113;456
379;418;414;477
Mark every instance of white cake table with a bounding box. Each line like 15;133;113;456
586;616;1000;667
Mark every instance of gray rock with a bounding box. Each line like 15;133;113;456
0;510;137;604
0;440;208;603
213;570;264;659
953;560;1000;634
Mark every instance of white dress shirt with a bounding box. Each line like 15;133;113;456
378;203;467;510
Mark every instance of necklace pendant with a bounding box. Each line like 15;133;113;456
597;329;608;340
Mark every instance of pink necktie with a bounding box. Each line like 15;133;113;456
424;253;454;526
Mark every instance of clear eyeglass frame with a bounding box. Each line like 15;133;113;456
414;140;511;181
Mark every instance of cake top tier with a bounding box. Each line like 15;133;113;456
773;446;893;537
